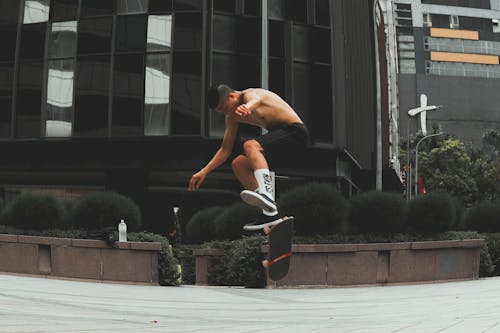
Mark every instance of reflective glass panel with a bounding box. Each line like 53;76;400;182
0;63;13;97
269;20;284;58
171;51;200;135
145;53;171;136
0;0;22;24
0;24;17;61
213;15;237;52
23;0;50;24
174;0;202;11
50;0;78;21
238;17;260;55
49;21;77;59
293;25;310;62
244;0;260;16
312;27;330;64
311;64;332;143
292;62;310;118
268;0;285;20
287;0;307;23
174;13;202;50
45;59;75;137
147;15;172;52
20;23;46;60
80;0;115;17
0;62;13;137
115;14;147;53
16;61;43;138
316;0;330;26
77;17;113;55
213;0;234;13
112;54;144;136
117;0;148;14
149;0;172;12
74;55;110;137
0;97;12;138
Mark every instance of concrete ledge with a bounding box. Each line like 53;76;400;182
0;234;162;284
264;239;485;288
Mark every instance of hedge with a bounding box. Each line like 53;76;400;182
277;183;349;236
185;206;224;244
407;193;457;234
212;203;260;240
349;191;407;234
69;191;142;231
464;201;500;233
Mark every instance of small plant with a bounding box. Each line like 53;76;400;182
464;201;500;233
348;191;407;234
407;193;457;234
278;182;349;236
69;191;142;231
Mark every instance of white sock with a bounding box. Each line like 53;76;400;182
254;169;274;200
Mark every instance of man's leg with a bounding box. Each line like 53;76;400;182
231;155;258;190
240;140;277;213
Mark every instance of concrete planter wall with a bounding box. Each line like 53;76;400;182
0;234;162;284
193;239;484;288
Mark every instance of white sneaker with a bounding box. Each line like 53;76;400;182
240;190;277;212
243;214;284;231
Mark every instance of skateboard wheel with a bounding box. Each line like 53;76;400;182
262;260;270;268
263;227;271;235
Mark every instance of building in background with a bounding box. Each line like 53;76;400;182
390;0;500;148
0;0;398;232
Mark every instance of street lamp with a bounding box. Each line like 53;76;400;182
406;95;441;201
414;132;444;196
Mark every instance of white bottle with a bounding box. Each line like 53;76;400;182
118;219;127;242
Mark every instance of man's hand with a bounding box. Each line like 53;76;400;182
235;104;251;117
189;171;207;191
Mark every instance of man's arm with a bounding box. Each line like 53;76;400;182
235;91;261;117
189;117;238;190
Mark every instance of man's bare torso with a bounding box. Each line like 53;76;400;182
229;88;303;130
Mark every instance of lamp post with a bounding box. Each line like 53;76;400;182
414;132;443;196
406;102;441;201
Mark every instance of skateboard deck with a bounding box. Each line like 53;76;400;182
262;216;294;281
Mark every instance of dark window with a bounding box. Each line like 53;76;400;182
115;14;147;53
315;0;330;26
213;0;235;13
174;0;202;11
293;24;310;62
112;54;144;136
268;0;285;20
213;15;237;51
312;27;330;64
238;16;261;55
0;62;13;137
0;24;18;62
50;0;78;21
16;61;43;138
269;59;285;99
147;15;172;52
293;62;310;119
0;97;12;137
244;0;260;16
311;64;332;142
0;0;21;24
287;0;307;23
20;23;47;60
77;17;113;55
238;55;260;87
145;53;171;136
80;0;115;17
149;0;172;12
74;55;110;137
212;53;238;87
269;20;284;58
116;0;148;14
45;59;75;137
174;13;202;50
171;51;201;134
49;21;77;59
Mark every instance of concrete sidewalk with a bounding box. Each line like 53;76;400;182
1;274;500;333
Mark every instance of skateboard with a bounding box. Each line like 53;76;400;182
262;216;294;281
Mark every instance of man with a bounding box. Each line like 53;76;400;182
189;84;309;229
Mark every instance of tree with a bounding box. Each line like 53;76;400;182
419;138;478;206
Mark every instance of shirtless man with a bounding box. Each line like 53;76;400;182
189;84;309;229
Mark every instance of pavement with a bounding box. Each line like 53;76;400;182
1;274;500;333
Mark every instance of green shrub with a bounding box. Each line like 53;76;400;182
407;193;457;234
128;232;180;286
484;233;500;276
69;191;142;231
213;203;260;240
2;192;66;231
348;191;407;234
185;206;224;244
465;201;500;233
277;182;349;236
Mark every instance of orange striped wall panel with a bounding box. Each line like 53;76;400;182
431;51;499;65
430;28;479;40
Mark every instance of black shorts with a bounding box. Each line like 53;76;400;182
249;123;310;165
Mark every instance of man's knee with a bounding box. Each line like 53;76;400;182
243;140;263;154
231;155;247;172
